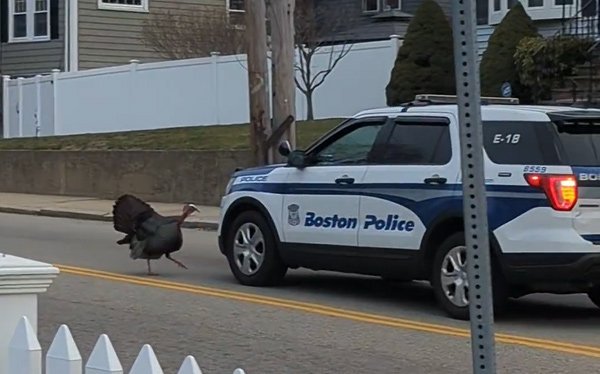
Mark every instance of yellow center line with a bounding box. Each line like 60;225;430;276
55;264;600;359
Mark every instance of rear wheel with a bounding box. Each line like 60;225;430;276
587;286;600;308
431;232;508;320
225;210;287;286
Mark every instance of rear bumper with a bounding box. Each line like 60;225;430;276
502;253;600;292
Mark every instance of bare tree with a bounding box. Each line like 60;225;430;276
141;6;246;59
293;0;354;120
141;2;354;120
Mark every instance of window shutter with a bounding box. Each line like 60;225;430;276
50;0;59;39
1;0;8;43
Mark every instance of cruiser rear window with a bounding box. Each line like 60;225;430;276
482;121;560;165
483;116;600;166
552;119;600;167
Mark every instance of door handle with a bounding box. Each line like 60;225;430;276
424;176;447;185
335;177;355;184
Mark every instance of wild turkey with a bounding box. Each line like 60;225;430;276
112;194;199;275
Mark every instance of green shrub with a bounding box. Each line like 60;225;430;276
480;2;539;103
384;0;455;106
514;35;593;102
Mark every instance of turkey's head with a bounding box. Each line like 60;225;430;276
183;203;200;216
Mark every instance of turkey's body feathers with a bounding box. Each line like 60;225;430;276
112;194;184;260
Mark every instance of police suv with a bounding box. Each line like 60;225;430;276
217;94;600;320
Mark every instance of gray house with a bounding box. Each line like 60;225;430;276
297;0;452;44
0;0;227;79
475;0;598;61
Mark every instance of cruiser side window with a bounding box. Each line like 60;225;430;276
379;120;452;165
313;122;386;166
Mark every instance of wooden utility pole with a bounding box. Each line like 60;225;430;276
246;0;271;166
269;0;296;162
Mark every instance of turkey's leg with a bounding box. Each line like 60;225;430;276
166;253;188;269
146;259;159;276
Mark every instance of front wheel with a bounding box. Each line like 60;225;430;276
225;210;287;287
431;232;508;320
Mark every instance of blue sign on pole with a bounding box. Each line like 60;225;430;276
501;82;512;97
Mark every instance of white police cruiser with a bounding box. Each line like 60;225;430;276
217;94;600;320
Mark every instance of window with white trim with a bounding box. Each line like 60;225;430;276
9;0;50;42
363;0;379;12
384;0;401;10
98;0;149;12
228;0;244;12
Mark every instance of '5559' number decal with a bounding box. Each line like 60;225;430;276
523;165;547;173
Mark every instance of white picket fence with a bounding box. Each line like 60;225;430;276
8;316;246;374
2;36;402;138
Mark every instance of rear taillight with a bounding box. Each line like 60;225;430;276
524;173;578;211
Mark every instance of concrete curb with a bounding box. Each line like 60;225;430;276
0;207;219;231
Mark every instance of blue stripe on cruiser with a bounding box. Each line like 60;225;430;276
581;235;600;244
232;165;283;177
229;182;548;230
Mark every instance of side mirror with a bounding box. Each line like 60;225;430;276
287;150;307;168
278;140;291;157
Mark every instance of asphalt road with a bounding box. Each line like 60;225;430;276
1;212;600;373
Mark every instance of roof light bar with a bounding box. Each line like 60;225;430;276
414;94;520;105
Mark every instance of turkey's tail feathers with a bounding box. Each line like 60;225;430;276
112;194;156;236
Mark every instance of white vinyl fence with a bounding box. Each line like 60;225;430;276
8;316;247;374
2;36;401;138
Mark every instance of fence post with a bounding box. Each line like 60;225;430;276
35;75;42;137
177;356;202;374
8;316;42;374
129;59;139;131
211;51;221;125
389;34;401;59
129;344;164;374
0;254;59;374
46;324;82;374
51;69;60;136
2;75;10;139
85;334;123;374
17;77;24;137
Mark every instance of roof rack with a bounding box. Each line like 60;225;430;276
413;94;520;105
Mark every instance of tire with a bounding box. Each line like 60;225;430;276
587;286;600;308
431;232;508;321
225;210;287;287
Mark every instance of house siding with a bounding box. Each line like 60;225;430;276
314;0;452;43
402;0;451;17
0;0;66;77
77;0;224;70
476;19;563;63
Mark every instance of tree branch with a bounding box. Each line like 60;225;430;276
292;0;355;94
310;43;353;90
141;6;246;59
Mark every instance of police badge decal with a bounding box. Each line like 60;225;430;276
287;204;300;226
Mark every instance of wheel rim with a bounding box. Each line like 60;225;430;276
233;222;265;276
440;245;469;308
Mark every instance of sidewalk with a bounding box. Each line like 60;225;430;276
0;192;220;230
